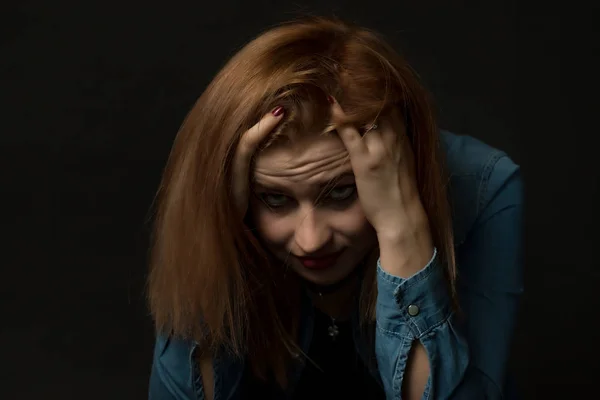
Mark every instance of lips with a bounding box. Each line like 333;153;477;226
296;251;343;270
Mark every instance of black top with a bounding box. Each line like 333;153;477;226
241;307;385;399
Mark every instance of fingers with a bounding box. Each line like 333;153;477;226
329;98;367;156
330;96;404;166
237;106;285;158
363;127;386;155
330;97;391;157
388;111;413;166
232;106;284;216
379;118;398;151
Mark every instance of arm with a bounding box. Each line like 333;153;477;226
375;157;523;399
452;159;524;396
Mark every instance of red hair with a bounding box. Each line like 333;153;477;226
148;16;456;387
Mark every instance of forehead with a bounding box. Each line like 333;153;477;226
253;133;351;184
256;133;343;164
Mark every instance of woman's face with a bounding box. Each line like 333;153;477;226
249;132;377;286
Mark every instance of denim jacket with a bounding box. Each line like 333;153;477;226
149;130;524;399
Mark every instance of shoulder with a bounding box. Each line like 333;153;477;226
150;332;199;397
440;130;522;246
150;332;246;399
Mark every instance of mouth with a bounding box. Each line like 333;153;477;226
295;250;344;270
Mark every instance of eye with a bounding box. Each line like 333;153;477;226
326;185;357;201
259;193;291;208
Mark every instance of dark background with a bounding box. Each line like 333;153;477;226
2;0;598;399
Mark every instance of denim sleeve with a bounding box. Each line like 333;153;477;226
149;352;180;400
375;155;523;399
148;333;203;400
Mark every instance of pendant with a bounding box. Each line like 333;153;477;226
328;319;339;340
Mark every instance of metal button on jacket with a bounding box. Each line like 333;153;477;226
407;304;420;316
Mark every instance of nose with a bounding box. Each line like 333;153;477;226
293;206;332;255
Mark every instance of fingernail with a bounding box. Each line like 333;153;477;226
272;106;284;116
327;95;334;104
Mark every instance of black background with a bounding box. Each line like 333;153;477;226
2;1;598;399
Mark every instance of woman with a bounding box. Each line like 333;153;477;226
148;16;523;400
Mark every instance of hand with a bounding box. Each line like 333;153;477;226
331;99;433;276
232;106;285;219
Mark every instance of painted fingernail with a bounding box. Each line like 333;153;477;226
327;95;335;104
272;106;284;116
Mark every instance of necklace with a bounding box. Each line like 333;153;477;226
318;292;340;341
305;266;361;295
309;258;369;341
327;317;340;340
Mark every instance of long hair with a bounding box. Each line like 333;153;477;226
148;16;456;387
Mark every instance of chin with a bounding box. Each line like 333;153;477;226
269;245;374;287
294;266;352;286
289;255;361;287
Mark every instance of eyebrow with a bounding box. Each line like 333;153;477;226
253;172;355;192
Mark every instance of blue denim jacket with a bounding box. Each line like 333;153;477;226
149;130;524;399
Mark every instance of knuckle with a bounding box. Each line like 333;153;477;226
361;158;379;171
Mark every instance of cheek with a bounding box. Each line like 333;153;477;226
249;201;374;244
330;204;373;237
249;205;290;245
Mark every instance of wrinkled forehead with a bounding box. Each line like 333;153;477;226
254;131;347;171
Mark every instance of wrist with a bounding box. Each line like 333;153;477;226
375;209;430;247
377;221;434;278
